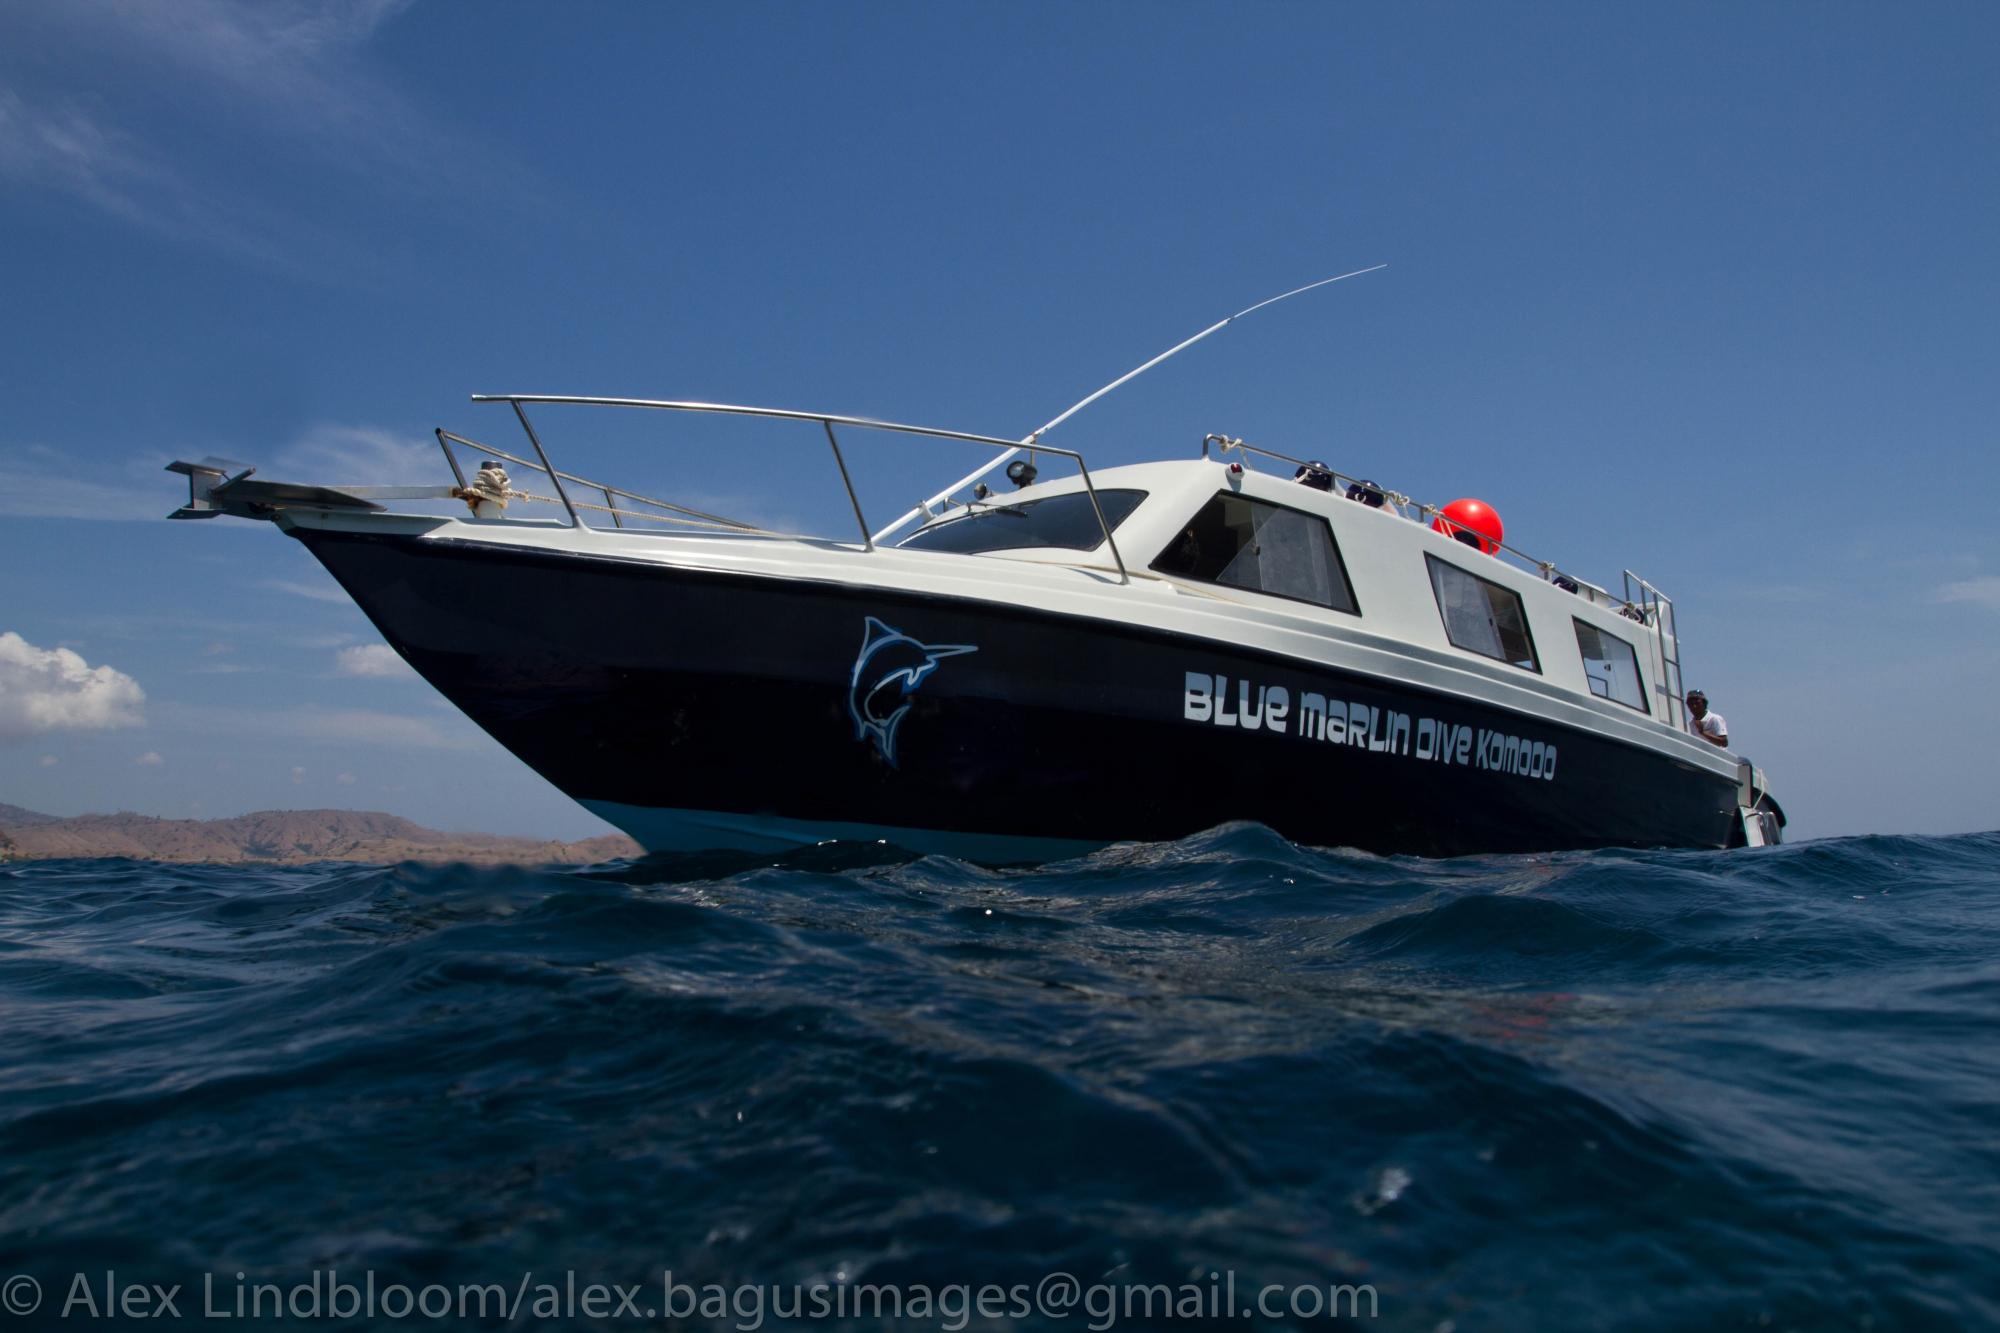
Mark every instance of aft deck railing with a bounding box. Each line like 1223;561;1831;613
455;395;1130;582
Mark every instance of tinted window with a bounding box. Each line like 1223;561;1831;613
1427;555;1539;671
899;489;1146;554
1152;493;1358;613
1574;619;1649;713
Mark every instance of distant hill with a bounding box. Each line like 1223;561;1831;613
0;806;640;866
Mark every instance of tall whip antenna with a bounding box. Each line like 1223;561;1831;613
871;264;1387;542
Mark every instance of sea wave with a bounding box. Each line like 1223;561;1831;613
3;827;1997;1329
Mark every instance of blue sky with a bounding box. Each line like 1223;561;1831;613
2;0;1994;842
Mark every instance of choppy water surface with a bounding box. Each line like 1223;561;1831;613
2;827;1998;1330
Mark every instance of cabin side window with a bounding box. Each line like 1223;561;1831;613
897;489;1148;554
1427;554;1539;671
1152;493;1359;613
1573;619;1649;714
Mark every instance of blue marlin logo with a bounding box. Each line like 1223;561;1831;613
847;616;977;766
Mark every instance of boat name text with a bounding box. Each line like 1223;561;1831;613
1181;671;1557;781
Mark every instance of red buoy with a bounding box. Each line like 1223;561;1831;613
1432;498;1504;554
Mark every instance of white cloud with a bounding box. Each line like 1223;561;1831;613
290;765;307;784
335;643;416;678
0;632;146;744
134;751;164;766
38;754;59;767
1935;576;2000;612
335;771;356;785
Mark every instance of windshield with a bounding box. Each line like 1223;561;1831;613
898;489;1147;554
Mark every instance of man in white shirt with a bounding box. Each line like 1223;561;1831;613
1685;690;1729;747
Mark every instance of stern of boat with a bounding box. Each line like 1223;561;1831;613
1734;759;1786;847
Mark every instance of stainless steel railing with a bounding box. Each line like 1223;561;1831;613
456;395;1130;582
433;430;760;532
1200;432;1648;617
1623;571;1684;730
1203;431;1687;719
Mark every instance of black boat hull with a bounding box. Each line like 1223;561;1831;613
296;527;1743;859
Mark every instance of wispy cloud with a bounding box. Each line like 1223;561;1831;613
334;643;416;678
0;85;342;274
134;750;164;766
160;701;475;751
285;707;473;750
84;0;412;111
1935;576;2000;612
0;0;484;273
1725;582;1827;604
3;417;460;523
0;631;146;744
0;444;179;521
191;641;260;675
0;88;172;227
263;579;352;605
276;423;443;484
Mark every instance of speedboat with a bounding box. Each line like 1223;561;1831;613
166;391;1784;861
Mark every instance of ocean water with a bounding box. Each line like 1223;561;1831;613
2;827;1997;1331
